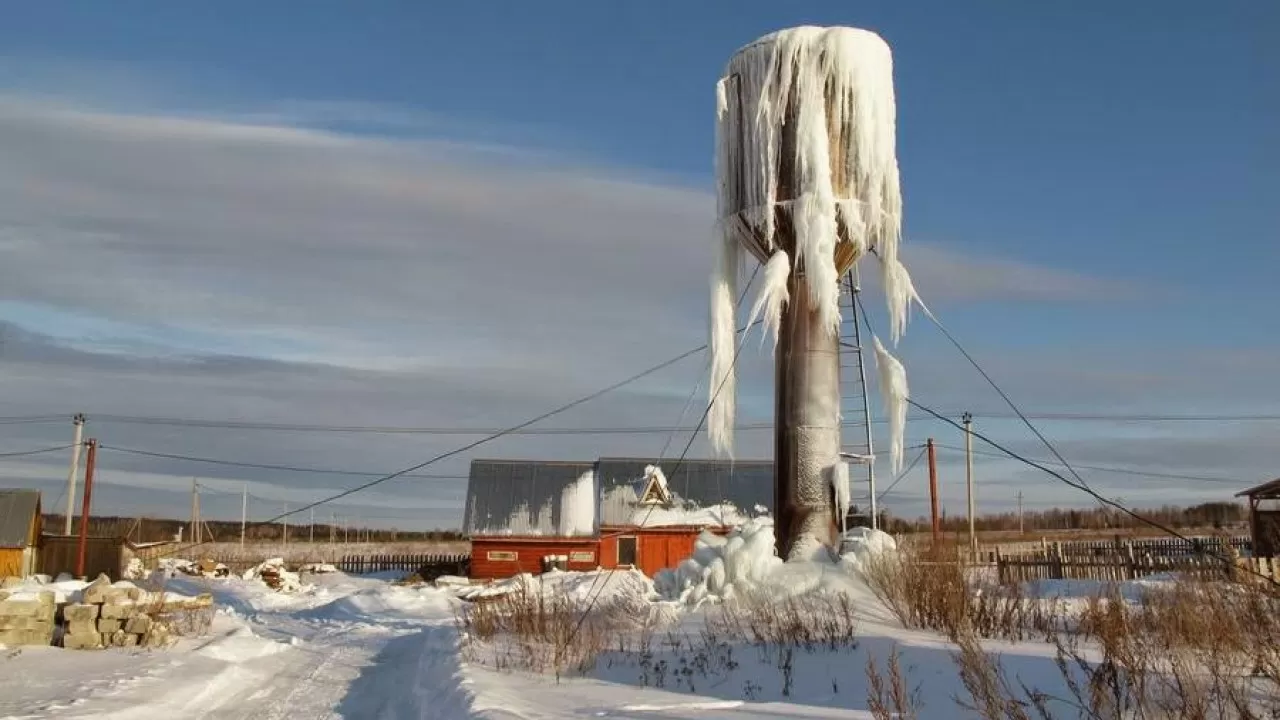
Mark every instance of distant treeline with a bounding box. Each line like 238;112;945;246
872;502;1247;535
42;514;465;544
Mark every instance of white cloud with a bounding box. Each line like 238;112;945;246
0;92;1254;527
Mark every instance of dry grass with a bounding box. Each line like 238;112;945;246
866;647;922;720
945;575;1280;719
863;541;1059;642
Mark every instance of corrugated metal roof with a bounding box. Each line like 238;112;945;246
463;459;597;537
0;489;40;549
597;457;772;527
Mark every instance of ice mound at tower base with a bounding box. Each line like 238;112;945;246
653;518;897;605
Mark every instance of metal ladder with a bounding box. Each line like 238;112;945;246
838;270;877;530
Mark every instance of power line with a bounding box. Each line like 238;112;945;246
931;443;1249;485
876;446;928;503
0;444;74;459
98;445;468;480
154;314;772;563
12;411;1276;435
910;398;1278;587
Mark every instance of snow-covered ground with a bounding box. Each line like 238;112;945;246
0;549;1270;719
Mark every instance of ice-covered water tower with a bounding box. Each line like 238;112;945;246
708;26;916;560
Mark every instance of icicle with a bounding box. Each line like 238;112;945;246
831;461;851;534
745;250;791;349
882;253;927;344
708;230;739;458
872;335;909;474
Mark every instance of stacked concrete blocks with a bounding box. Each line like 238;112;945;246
0;586;57;646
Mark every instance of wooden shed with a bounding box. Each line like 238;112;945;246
1237;478;1280;558
0;489;42;578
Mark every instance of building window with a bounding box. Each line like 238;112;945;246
617;536;637;566
569;551;595;563
487;550;518;561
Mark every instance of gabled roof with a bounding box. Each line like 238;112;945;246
1237;478;1280;500
597;457;772;527
0;489;41;549
463;459;596;537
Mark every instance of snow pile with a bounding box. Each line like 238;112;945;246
709;25;921;470
456;568;656;608
557;470;596;536
4;576;88;604
601;484;756;528
122;557;146;580
653;518;783;605
242;558;310;594
837;526;898;575
299;563;339;575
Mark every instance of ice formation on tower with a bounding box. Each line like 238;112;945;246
710;25;918;472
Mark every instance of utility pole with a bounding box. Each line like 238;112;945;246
190;478;202;545
75;439;97;578
64;413;85;535
963;412;976;554
309;507;315;544
330;512;336;545
1017;491;1025;535
240;483;248;549
283;504;289;546
927;438;940;544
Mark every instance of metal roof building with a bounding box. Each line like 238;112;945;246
462;459;597;537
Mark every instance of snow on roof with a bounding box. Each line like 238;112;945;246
463;459;597;537
597;458;771;528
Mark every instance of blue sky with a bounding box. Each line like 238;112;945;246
0;2;1276;528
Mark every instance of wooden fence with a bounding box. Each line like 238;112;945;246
976;534;1251;564
336;553;470;579
995;544;1277;584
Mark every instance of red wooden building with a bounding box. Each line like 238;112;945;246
463;457;772;581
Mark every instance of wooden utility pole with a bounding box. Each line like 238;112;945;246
75;439;97;578
330;512;336;545
283;503;289;546
64;413;85;535
927;438;940;543
963;412;976;553
240;483;248;548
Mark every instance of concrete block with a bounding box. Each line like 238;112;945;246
0;628;49;645
126;587;143;602
97;619;122;633
124;615;152;635
0;590;8;602
66;620;97;636
63;603;99;622
36;591;55;606
80;576;113;604
0;617;40;631
0;598;42;617
100;603;136;620
62;632;102;650
1;577;22;589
